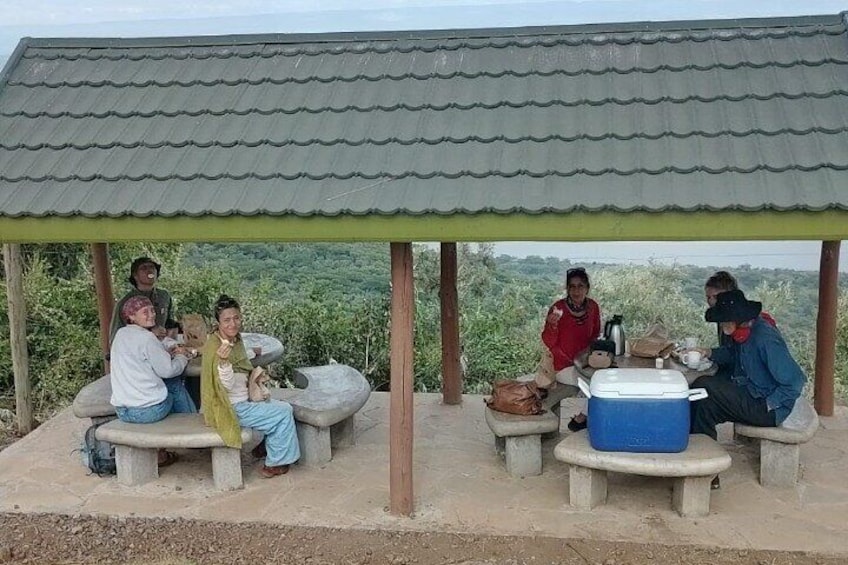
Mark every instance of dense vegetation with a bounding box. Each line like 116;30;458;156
1;242;846;428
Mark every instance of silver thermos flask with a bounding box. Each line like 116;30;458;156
603;314;626;356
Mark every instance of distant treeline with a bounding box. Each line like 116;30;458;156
185;242;843;340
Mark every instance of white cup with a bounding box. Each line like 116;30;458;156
549;306;564;322
683;337;698;349
682;350;703;369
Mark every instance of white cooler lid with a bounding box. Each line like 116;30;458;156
589;368;689;399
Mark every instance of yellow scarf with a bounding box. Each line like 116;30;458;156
201;332;253;448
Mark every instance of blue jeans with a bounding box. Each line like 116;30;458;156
115;377;197;424
234;399;300;467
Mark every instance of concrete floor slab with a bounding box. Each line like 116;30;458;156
1;393;847;555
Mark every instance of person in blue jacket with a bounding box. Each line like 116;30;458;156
690;290;805;478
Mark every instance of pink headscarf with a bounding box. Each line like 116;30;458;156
121;296;153;324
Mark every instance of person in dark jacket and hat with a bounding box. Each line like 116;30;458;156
704;270;777;347
109;257;176;345
689;289;806;488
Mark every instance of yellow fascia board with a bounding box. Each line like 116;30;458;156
0;210;845;243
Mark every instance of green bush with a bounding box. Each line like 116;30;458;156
460;286;541;393
238;282;390;388
0;254;102;419
835;289;848;400
591;263;711;346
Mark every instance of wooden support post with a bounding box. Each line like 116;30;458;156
3;243;33;434
814;240;840;416
389;242;414;516
90;243;114;372
440;242;462;405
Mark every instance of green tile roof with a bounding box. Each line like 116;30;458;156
0;14;846;242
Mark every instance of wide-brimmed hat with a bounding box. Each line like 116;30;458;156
121;295;154;324
705;289;762;323
128;256;161;286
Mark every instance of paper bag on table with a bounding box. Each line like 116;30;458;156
629;323;675;359
248;366;271;402
181;314;209;349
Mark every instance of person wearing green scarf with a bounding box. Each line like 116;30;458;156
201;294;300;478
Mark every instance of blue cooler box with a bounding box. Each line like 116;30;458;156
583;368;707;453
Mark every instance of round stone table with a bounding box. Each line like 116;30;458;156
573;349;717;386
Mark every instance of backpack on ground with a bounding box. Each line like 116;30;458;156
79;420;116;476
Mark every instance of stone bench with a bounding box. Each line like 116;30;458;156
95;413;255;491
484;381;579;477
80;363;370;470
72;375;115;424
553;431;731;517
734;398;819;487
270;364;371;465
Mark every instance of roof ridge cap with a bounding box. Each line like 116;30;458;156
18;13;845;50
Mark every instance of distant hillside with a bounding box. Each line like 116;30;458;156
496;253;842;300
184;242;844;339
185;242;392;295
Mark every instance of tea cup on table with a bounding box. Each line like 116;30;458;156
681;350;703;370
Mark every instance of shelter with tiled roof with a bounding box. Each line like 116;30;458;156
0;14;846;241
0;13;845;515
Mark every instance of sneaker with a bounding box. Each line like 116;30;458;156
567;416;588;432
711;476;721;490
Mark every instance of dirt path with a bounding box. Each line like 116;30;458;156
0;512;842;565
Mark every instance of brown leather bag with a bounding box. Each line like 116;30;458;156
485;380;544;416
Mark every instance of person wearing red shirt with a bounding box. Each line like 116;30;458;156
535;267;601;431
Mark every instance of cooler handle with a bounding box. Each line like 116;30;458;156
577;377;591;398
688;388;708;402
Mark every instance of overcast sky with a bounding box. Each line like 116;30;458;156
1;0;845;28
0;1;845;272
